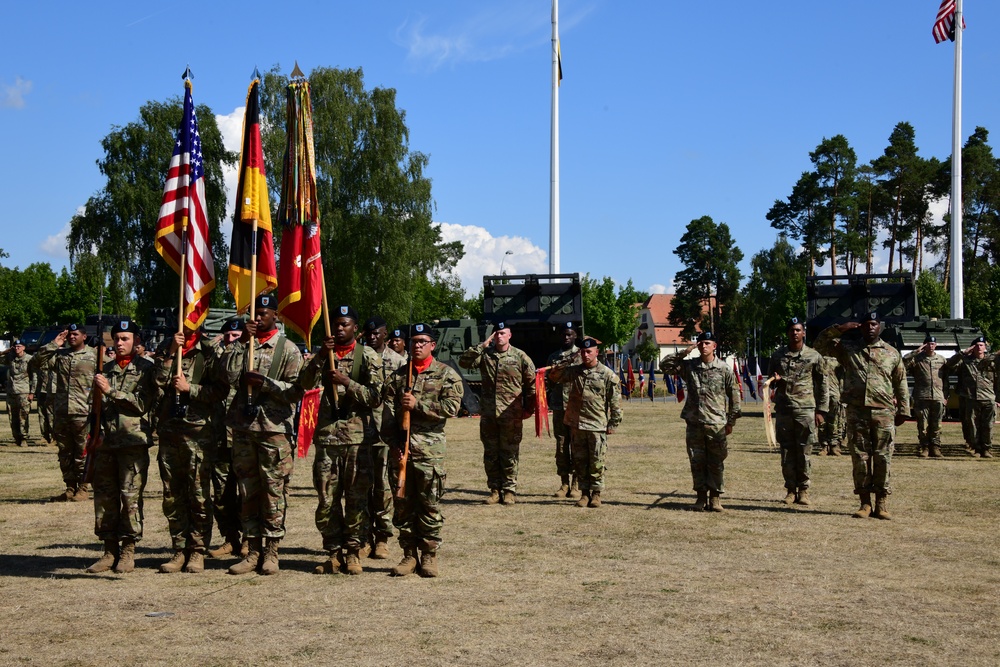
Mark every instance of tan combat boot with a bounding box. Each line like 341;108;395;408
485;489;501;505
228;538;262;575
86;539;119;574
259;539;280;575
930;445;944;458
708;492;725;512
568;478;581;499
874;494;892;520
917;446;929;458
692;490;708;512
184;552;205;573
159;550;186;574
392;547;419;576
982;450;994;459
553;476;570;498
50;486;75;502
853;493;872;519
829;445;842;456
816;447;829;457
72;484;90;502
239;538;250;558
782;489;796;505
371;540;390;560
314;551;342;574
114;538;136;574
502;490;516;506
795;488;812;506
588;491;602;508
208;532;241;559
419;550;439;578
344;547;363;576
575;492;589;508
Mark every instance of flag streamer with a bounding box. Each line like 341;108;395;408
535;368;550;437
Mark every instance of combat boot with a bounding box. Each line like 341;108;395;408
314;551;342;574
72;484;90;502
568;478;581;499
184;552;205;574
208;532;241;559
344;547;363;576
853;493;872;519
982;450;994;459
874;494;892;520
575;492;589;508
86;539;119;574
371;540;390;560
930;445;944;458
782;489;796;505
260;539;280;575
239;538;250;558
50;486;75;502
708;492;725;513
115;538;136;574
829;445;842;456
502;490;516;506
159;550;186;574
419;550;439;578
692;490;708;512
816;447;829;457
485;489;501;505
553;476;570;498
228;538;261;575
392;547;419;576
917;446;929;458
795;488;812;506
588;491;602;508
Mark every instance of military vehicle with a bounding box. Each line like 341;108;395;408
429;273;585;416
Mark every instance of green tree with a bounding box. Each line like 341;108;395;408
740;235;808;356
966;264;1000;344
767;171;823;274
635;335;660;364
259;66;462;334
810;135;857;275
581;275;641;355
68;96;235;317
915;270;949;319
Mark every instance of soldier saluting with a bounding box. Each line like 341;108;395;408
904;334;947;458
944;335;999;458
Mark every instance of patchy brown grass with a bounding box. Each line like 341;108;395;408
1;398;998;666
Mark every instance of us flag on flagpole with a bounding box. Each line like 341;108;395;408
155;79;215;329
933;0;964;44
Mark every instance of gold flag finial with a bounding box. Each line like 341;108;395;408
290;61;305;79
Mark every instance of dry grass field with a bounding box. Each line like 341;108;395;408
1;397;998;667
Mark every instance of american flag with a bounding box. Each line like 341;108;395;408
155;80;215;329
933;0;964;44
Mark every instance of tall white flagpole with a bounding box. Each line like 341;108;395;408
950;0;964;318
550;0;560;274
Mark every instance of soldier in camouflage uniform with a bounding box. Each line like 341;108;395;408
362;316;406;560
816;356;845;456
904;335;948;458
459;321;536;505
301;306;384;576
154;325;229;574
545;322;580;498
815;312;909;520
30;352;56;444
220;294;303;575
382;323;463;577
5;340;34;446
86;321;158;574
944;335;999;458
387;328;408;362
34;324;97;502
768;318;829;506
547;337;622;508
660;331;741;512
207;319;245;559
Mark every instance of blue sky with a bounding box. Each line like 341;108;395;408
2;1;998;298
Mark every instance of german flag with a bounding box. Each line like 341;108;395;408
228;77;277;312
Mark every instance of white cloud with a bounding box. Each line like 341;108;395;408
648;283;669;295
436;222;547;296
39;209;80;258
215;106;246;222
2;76;33;109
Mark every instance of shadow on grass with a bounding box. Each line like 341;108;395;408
632;491;846;516
0;553;96;578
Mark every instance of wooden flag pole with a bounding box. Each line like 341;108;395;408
175;222;189;371
248;218;259;371
318;262;339;416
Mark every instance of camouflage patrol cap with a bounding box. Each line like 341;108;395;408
111;320;140;336
333;305;359;322
255;293;278;311
363;316;387;332
223;318;244;332
580;337;599;349
696;331;715;343
410;323;438;341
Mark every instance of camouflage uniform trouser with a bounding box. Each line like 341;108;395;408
7;393;30;444
959;396;973;446
211;426;241;544
571;428;607;493
232;430;294;539
368;444;394;544
38;393;54;443
393;454;445;552
53;414;87;488
553;409;573;478
685;422;728;494
914;399;944;448
965;399;995;453
776;409;815;491
93;445;149;542
481;416;523;492
313;443;372;552
845;406;895;495
818;402;845;451
158;427;216;553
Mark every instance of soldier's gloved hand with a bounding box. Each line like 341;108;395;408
894;413;907;427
